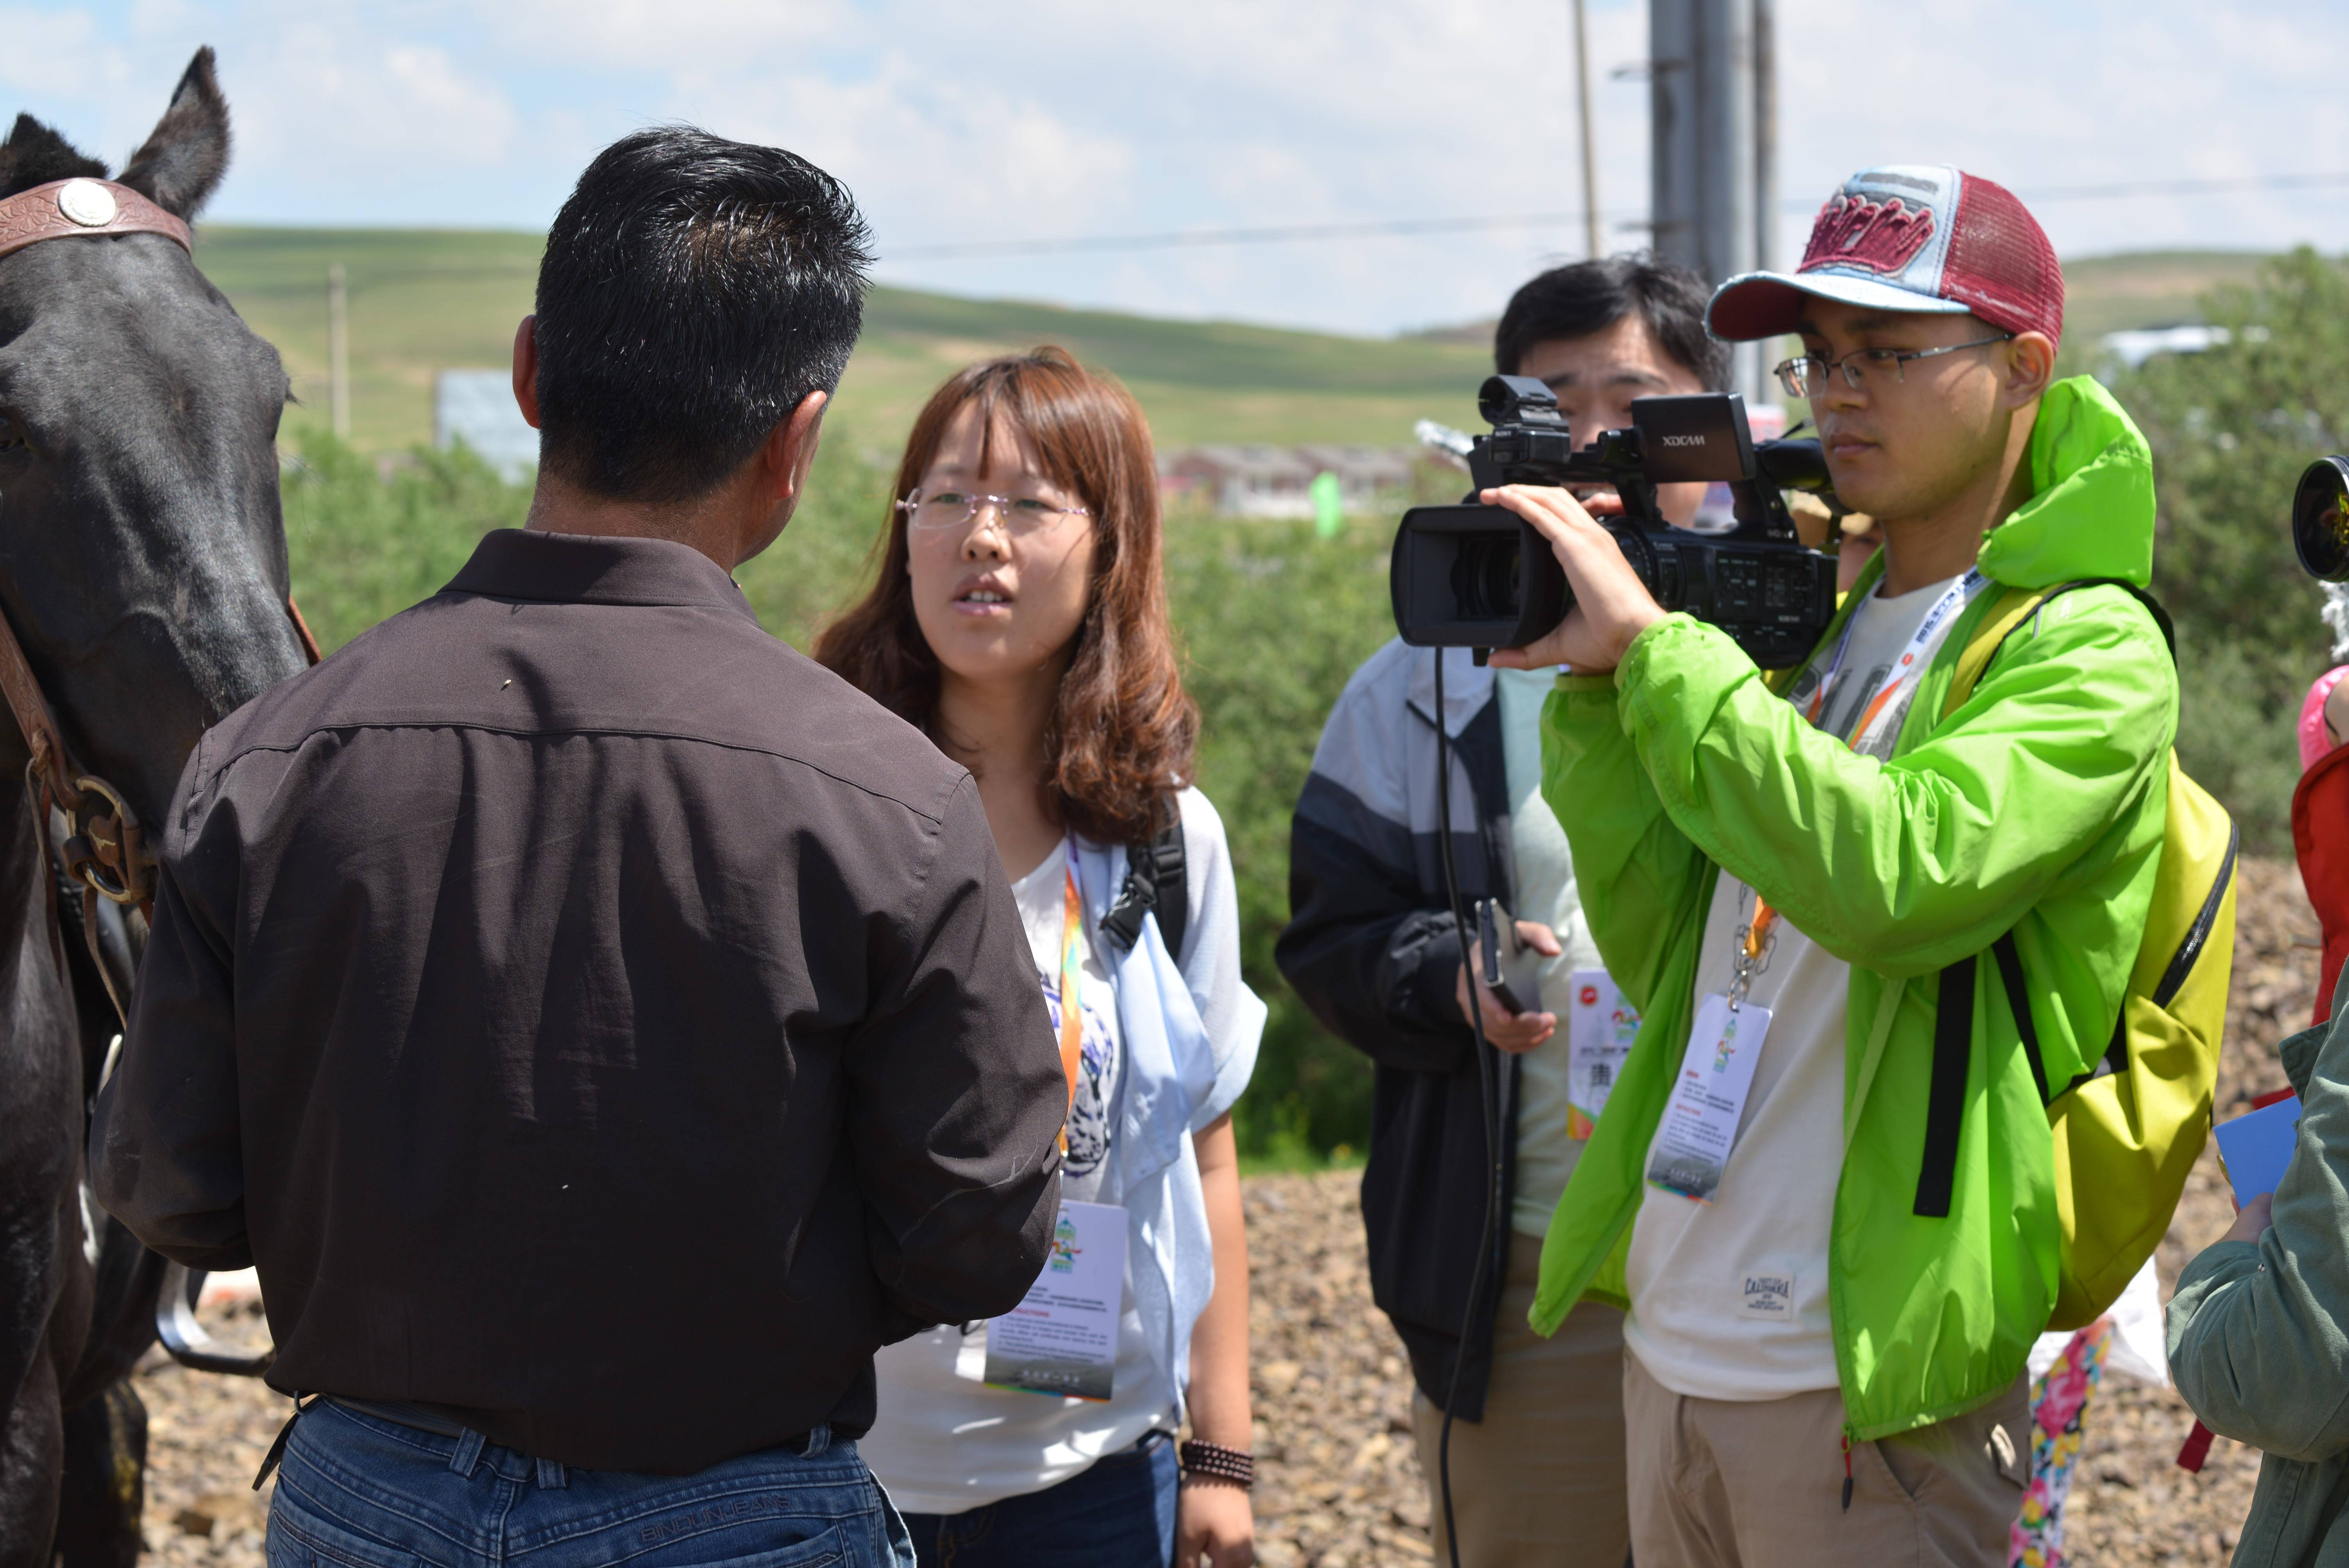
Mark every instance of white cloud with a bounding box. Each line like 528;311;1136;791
0;0;2342;333
0;6;128;101
482;0;858;70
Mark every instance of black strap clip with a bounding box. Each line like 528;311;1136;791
253;1392;322;1491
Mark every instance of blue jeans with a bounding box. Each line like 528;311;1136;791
267;1400;915;1567
899;1428;1176;1568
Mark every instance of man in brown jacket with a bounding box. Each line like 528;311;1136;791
90;128;1065;1568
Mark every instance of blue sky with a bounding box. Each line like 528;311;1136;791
5;0;2344;336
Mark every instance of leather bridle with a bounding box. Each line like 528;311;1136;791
0;176;323;1025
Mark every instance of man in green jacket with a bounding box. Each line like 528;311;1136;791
2169;969;2349;1566
1487;166;2178;1561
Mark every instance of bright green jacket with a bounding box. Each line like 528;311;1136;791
1529;377;2178;1441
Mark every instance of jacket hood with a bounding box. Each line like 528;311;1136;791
1974;374;2157;590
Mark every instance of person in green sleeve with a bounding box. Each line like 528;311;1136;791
2167;985;2349;1564
1488;166;2178;1563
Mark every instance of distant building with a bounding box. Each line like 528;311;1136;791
1294;445;1417;505
434;370;538;481
1165;443;1419;517
2098;324;2239;370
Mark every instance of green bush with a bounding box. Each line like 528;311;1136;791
281;431;533;651
1163;515;1395;1162
2108;247;2349;852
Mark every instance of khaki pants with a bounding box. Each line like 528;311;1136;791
1412;1230;1631;1568
1622;1350;2028;1567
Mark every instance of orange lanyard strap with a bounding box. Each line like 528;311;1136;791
1056;852;1086;1145
1731;898;1778;1010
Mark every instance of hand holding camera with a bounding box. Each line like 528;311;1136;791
1482;485;1667;675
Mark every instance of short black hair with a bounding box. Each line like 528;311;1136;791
1494;254;1730;391
533;126;873;503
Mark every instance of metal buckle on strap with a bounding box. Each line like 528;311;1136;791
61;773;152;905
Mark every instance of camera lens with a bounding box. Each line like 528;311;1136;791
2294;457;2349;583
1451;535;1522;620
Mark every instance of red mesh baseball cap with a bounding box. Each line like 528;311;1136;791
1708;165;2063;347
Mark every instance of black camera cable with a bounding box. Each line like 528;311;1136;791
1431;649;1505;1568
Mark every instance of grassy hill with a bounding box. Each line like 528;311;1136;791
191;225;1497;458
2058;250;2271;339
194;226;2289;466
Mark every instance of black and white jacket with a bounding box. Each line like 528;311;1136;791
1276;640;1518;1418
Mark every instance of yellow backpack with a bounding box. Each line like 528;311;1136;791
1939;579;2237;1330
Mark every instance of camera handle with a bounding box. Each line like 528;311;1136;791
1725;474;1803;543
1464;433;1669;529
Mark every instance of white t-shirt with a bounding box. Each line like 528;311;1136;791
862;788;1258;1515
1495;666;1606;1236
1624;574;1971;1401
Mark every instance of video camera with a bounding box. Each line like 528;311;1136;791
2294;456;2349;581
1390;376;1841;665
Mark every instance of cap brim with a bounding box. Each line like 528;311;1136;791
1707;269;1973;342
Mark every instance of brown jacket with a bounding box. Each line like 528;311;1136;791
91;527;1065;1474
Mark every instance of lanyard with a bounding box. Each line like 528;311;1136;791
1803;569;1987;732
1737;570;1991;1006
1057;842;1085;1110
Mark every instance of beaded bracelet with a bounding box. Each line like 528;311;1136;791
1178;1438;1255;1490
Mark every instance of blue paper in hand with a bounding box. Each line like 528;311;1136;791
2213;1096;2303;1206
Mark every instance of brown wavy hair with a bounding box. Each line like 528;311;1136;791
813;347;1197;846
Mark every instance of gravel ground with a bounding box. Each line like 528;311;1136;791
126;855;2326;1566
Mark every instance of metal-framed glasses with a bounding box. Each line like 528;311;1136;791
1772;333;2014;400
896;488;1090;535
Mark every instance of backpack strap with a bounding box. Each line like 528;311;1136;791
1992;933;2053;1104
1915;955;1977;1218
1100;817;1189;959
1941;578;2178;720
1917;932;2052;1218
1915;579;2176;1217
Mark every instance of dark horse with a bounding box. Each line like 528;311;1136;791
0;51;309;1564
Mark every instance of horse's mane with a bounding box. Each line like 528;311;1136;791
0;115;107;201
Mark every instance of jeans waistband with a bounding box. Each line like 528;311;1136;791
321;1397;834;1475
329;1397;472;1440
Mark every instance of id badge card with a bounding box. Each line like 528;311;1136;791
1566;969;1640;1139
1644;994;1770;1203
956;1199;1126;1401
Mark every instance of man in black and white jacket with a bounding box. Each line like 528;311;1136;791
1277;255;1726;1568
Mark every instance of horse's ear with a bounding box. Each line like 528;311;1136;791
0;115;108;201
117;47;230;221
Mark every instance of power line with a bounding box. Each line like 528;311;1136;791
884;171;2349;263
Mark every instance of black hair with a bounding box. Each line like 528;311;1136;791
1494;254;1730;392
533;126;873;503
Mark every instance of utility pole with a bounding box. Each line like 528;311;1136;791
1649;0;1775;405
327;262;350;440
1752;0;1777;280
1573;0;1602;260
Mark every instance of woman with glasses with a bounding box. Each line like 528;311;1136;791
816;347;1263;1568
